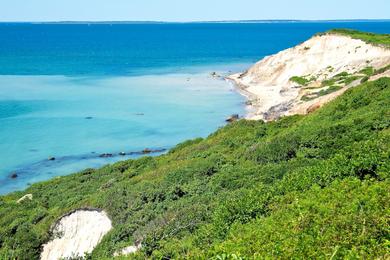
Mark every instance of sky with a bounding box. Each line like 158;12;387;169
0;0;389;22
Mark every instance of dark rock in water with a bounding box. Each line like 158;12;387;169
211;71;219;77
153;148;167;153
10;173;18;179
119;152;126;156
48;157;56;161
99;153;113;158
225;114;239;123
85;116;93;119
141;148;166;154
142;148;152;154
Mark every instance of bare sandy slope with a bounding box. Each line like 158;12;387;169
229;34;390;120
114;243;142;257
40;209;112;260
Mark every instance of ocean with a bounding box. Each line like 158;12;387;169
1;21;390;194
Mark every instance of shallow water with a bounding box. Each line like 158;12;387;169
0;68;246;194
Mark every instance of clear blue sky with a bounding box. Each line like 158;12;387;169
0;0;389;22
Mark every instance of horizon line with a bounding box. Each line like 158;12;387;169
1;19;390;24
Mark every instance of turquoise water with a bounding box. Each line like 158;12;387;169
0;67;246;193
1;21;390;194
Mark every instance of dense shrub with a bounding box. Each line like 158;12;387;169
0;77;389;259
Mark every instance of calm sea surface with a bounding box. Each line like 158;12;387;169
1;21;389;194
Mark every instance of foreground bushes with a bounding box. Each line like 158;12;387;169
0;78;389;259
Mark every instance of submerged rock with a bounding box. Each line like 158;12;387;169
153;148;167;153
99;153;113;158
211;71;220;78
226;114;239;123
139;148;166;155
10;173;18;179
142;148;152;154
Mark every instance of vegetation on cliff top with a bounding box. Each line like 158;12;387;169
0;76;389;259
324;28;390;47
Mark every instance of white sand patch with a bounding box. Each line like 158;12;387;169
114;243;142;257
17;193;33;203
229;34;390;120
41;209;112;260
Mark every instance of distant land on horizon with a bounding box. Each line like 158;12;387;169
1;19;390;24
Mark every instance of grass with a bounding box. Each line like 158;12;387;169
374;64;390;75
0;77;389;259
301;85;343;101
290;75;317;86
290;76;310;86
359;66;374;76
322;29;390;48
318;85;343;96
320;71;363;88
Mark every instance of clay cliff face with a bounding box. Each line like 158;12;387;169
230;34;390;120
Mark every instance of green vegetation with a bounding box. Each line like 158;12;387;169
304;63;389;102
290;75;316;86
326;66;334;73
323;29;390;48
359;66;374;76
321;71;362;88
0;78;389;259
361;64;390;84
301;85;343;101
361;76;370;84
342;75;361;85
290;76;310;86
374;64;390;75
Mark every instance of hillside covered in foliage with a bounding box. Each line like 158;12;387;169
0;74;389;259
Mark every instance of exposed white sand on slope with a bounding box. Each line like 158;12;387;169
113;243;142;257
40;210;112;260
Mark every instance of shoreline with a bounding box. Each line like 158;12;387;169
225;73;260;120
226;71;296;121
